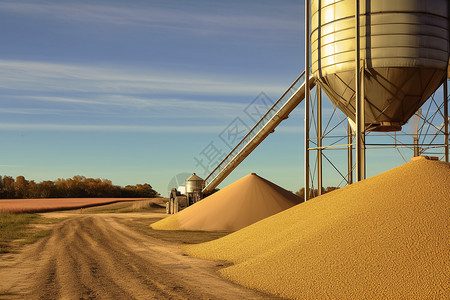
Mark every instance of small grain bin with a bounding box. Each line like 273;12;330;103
185;173;204;205
185;173;204;193
167;173;205;214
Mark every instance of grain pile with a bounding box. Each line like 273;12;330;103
151;173;301;231
186;157;449;299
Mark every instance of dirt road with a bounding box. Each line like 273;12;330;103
0;215;278;299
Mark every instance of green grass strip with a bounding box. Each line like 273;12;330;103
0;212;59;253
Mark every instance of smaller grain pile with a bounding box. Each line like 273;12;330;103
186;157;449;299
151;173;301;231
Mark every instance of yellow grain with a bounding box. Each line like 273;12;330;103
186;158;450;299
151;173;301;231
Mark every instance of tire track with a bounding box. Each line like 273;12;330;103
1;215;280;300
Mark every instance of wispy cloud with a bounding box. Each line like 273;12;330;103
0;121;304;136
0;60;284;97
0;107;67;115
0;1;301;36
22;95;246;111
5;94;250;120
0;123;224;133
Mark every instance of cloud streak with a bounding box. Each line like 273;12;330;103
0;60;285;97
0;122;303;136
4;94;252;120
0;59;308;130
0;107;69;115
0;122;225;133
0;1;301;36
21;95;246;111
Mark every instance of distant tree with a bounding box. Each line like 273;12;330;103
55;176;86;198
14;176;29;199
0;175;4;198
26;180;38;198
122;183;159;198
39;181;57;198
135;184;159;198
0;174;160;199
295;187;306;202
1;176;15;198
325;186;339;193
295;186;339;201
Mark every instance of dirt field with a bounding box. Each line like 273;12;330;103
0;197;151;213
0;205;280;299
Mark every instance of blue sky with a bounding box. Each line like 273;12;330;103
0;0;310;195
1;0;440;196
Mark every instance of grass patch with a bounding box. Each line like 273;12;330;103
81;200;166;214
19;230;52;246
0;213;39;252
81;202;135;213
118;217;231;245
0;212;60;253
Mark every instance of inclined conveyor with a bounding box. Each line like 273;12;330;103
202;71;315;194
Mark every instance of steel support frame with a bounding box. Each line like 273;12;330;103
305;0;365;194
305;0;311;201
347;121;353;184
304;0;446;197
306;80;447;196
317;86;323;196
444;79;449;162
355;0;366;181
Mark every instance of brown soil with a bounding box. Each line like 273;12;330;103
0;198;156;213
0;213;280;299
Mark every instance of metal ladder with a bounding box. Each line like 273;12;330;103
202;71;315;194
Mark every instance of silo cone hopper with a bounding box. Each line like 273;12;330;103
311;0;449;131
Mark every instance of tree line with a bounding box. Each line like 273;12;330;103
0;175;160;199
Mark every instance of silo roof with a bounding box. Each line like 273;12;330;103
186;173;204;181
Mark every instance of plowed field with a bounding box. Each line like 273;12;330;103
0;198;146;213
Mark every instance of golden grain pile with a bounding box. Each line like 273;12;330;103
186;157;449;299
151;173;301;231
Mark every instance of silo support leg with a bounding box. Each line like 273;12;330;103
359;68;366;179
444;80;448;162
317;86;323;196
304;0;311;200
347;122;353;185
355;0;365;181
355;66;365;181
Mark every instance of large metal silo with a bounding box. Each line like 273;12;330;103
311;0;449;131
